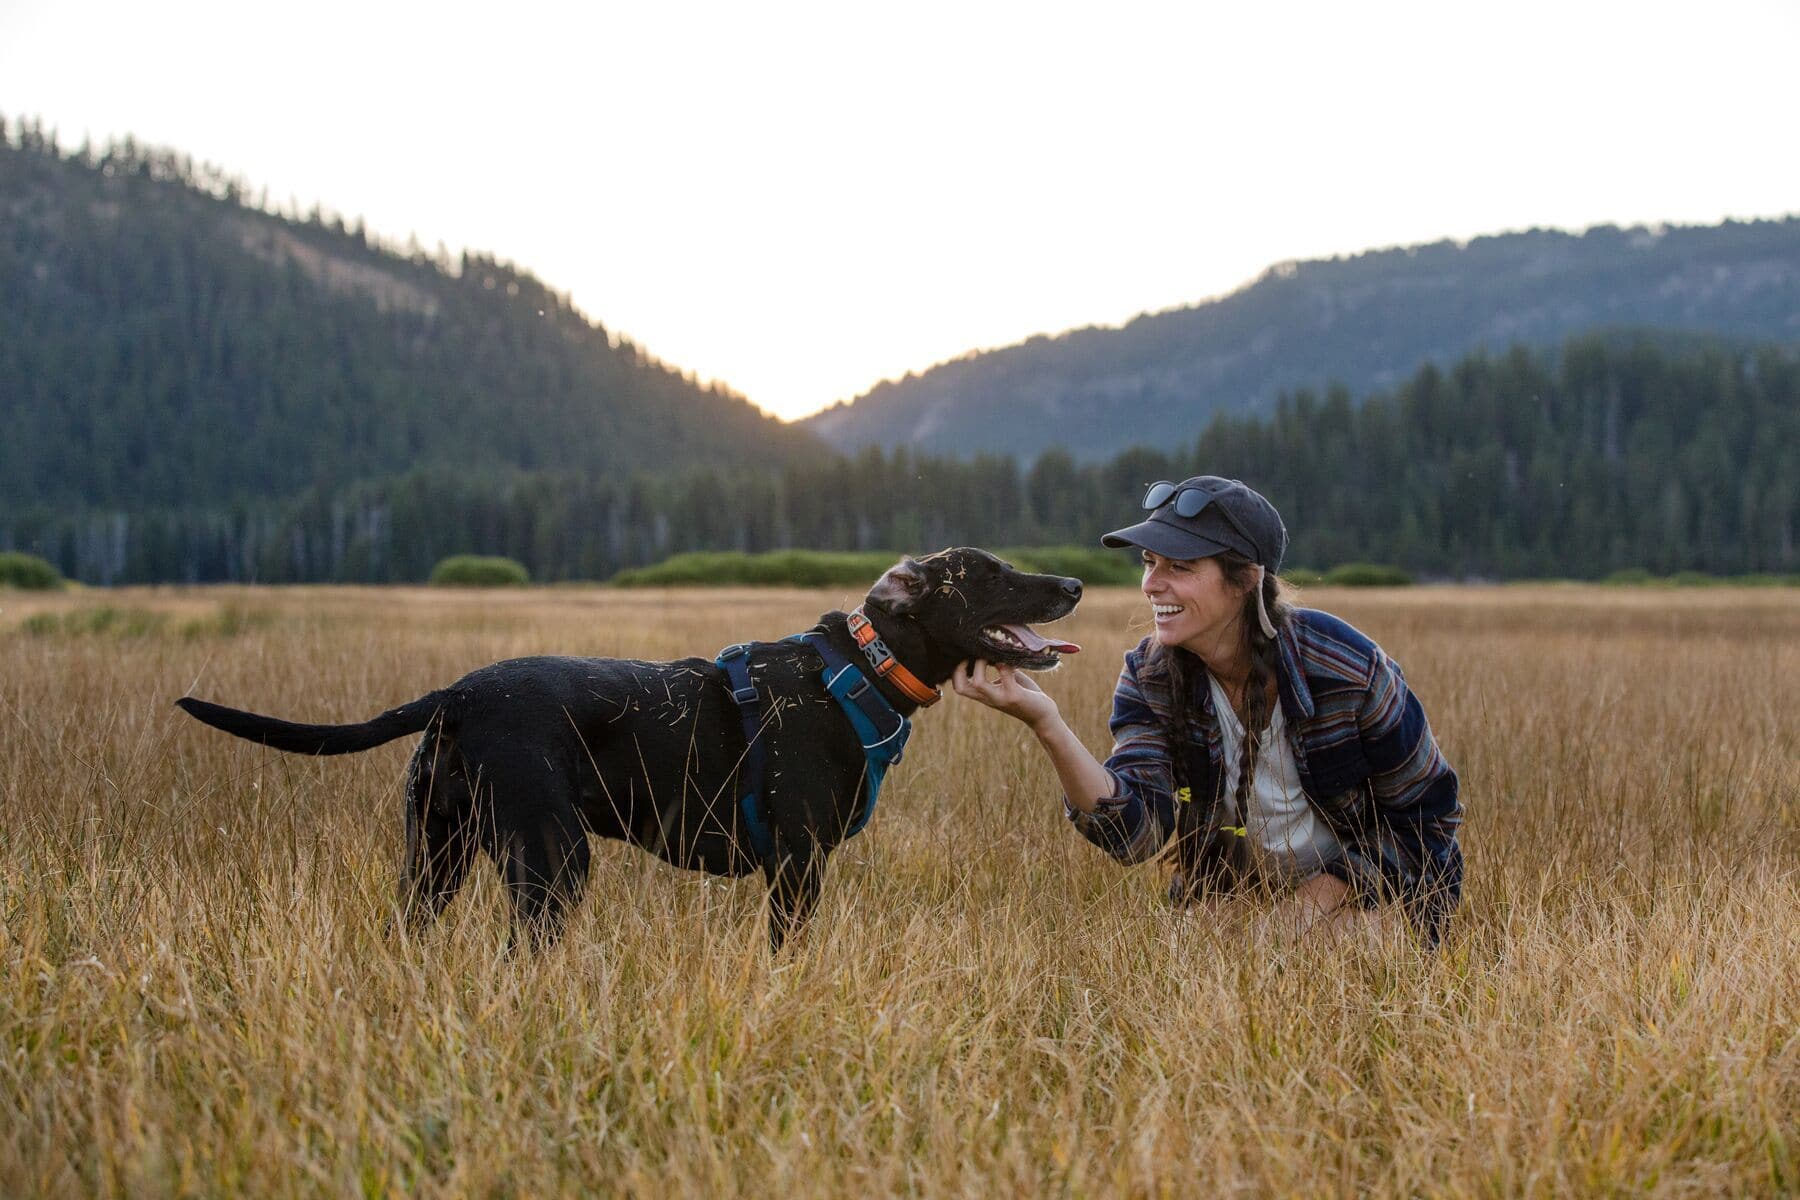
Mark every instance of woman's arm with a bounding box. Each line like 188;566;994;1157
949;660;1115;812
951;647;1180;864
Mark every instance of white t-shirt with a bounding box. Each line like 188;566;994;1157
1205;673;1344;885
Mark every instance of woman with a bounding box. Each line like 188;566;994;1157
952;476;1463;944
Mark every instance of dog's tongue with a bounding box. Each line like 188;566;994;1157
1003;623;1081;654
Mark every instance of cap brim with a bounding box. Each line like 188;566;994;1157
1100;519;1236;560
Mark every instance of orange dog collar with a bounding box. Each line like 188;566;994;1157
846;608;941;707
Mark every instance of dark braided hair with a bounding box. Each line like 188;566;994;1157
1155;554;1293;903
1219;554;1290;855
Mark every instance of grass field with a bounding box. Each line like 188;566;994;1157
2;583;1796;1196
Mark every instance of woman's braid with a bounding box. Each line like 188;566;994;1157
1221;559;1290;852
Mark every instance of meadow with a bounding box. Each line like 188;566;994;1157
1;583;1795;1196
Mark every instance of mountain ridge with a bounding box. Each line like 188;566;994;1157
0;122;824;511
803;216;1800;459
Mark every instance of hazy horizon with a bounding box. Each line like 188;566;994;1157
5;116;1794;423
4;0;1796;420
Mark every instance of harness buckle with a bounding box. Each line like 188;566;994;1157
731;683;758;705
717;642;751;661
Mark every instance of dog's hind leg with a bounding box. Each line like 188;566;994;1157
493;803;590;950
397;727;480;933
474;753;592;951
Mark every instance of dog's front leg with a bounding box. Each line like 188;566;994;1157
764;827;824;953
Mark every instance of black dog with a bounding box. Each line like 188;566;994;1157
176;549;1081;949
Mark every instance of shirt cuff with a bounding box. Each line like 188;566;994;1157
1064;775;1138;860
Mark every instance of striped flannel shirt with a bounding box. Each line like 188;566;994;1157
1067;608;1463;941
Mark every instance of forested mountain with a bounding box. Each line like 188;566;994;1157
804;218;1800;460
3;119;1792;585
11;335;1792;584
0;122;822;511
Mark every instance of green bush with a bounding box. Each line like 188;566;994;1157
1321;562;1414;587
610;547;1149;589
0;551;63;590
611;551;898;588
429;555;531;587
995;546;1141;587
1601;568;1659;586
22;606;167;638
18;604;273;640
179;605;276;639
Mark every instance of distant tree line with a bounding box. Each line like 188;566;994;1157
3;115;1793;584
5;335;1793;584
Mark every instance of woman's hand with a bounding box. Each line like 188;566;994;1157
1262;872;1398;945
950;659;1060;730
1288;870;1352;933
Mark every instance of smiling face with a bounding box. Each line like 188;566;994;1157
1141;549;1252;651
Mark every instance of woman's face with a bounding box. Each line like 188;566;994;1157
1141;549;1246;649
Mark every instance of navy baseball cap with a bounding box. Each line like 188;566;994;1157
1102;475;1288;574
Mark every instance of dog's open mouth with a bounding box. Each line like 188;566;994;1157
980;623;1081;666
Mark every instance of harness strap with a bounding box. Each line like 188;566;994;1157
788;631;910;839
714;642;775;866
715;631;914;865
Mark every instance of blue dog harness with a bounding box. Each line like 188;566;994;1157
714;630;912;867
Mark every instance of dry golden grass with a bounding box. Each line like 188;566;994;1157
2;584;1796;1197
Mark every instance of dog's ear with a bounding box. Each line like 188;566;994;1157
867;557;930;615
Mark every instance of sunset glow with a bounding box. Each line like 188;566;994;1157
3;0;1795;420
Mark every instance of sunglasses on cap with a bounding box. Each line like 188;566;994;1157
1140;478;1260;543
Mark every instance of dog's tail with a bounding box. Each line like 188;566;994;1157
175;691;452;755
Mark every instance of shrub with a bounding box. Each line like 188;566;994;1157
429;555;531;587
1322;562;1413;587
0;551;63;590
995;547;1141;587
610;547;1151;589
180;605;275;639
22;607;167;637
611;551;897;588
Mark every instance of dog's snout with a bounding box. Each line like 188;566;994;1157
1061;577;1083;601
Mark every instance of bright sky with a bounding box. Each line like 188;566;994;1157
2;1;1796;420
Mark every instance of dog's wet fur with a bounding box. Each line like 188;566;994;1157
176;549;1082;950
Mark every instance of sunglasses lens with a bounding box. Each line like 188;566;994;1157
1174;489;1208;518
1142;482;1176;510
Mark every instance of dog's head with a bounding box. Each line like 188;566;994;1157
864;547;1082;674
